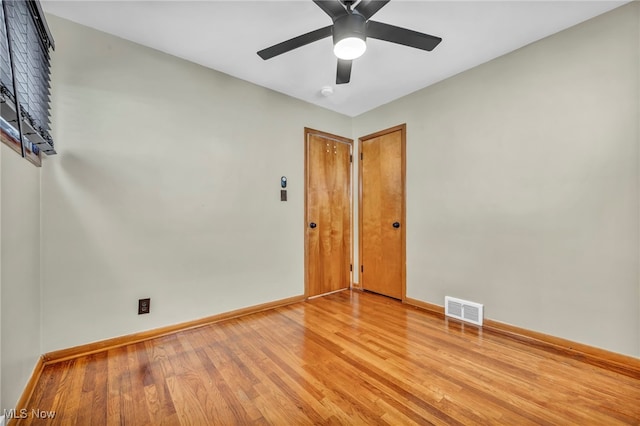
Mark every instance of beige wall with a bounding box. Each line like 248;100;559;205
42;15;352;352
37;2;639;360
354;2;640;357
637;0;640;362
0;144;42;410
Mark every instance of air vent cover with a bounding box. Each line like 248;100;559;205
445;296;484;326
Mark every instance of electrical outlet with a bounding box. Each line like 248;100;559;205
138;298;150;315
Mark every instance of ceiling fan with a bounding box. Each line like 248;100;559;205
257;0;442;85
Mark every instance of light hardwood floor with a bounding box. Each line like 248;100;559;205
20;290;640;425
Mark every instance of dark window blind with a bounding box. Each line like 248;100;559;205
0;0;55;156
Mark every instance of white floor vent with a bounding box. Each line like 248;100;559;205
445;296;484;326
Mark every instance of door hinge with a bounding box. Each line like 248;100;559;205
361;265;364;273
350;154;353;162
360;152;363;160
350;264;353;271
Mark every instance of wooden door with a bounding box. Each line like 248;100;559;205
305;128;353;297
359;124;406;299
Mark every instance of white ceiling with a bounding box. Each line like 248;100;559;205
41;0;628;117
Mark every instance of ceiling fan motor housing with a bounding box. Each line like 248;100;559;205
333;12;367;45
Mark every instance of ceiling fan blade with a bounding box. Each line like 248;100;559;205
258;26;333;60
313;0;347;21
336;59;352;84
366;21;442;52
355;0;390;20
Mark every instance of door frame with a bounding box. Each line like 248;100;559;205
358;124;407;301
304;127;354;298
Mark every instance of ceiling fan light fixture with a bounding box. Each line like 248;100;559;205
333;36;366;60
332;12;367;60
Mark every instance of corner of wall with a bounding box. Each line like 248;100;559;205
38;157;45;360
637;0;640;358
0;140;3;411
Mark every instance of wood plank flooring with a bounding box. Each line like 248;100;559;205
20;290;640;425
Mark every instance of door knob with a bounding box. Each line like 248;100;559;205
392;222;400;228
310;222;317;229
